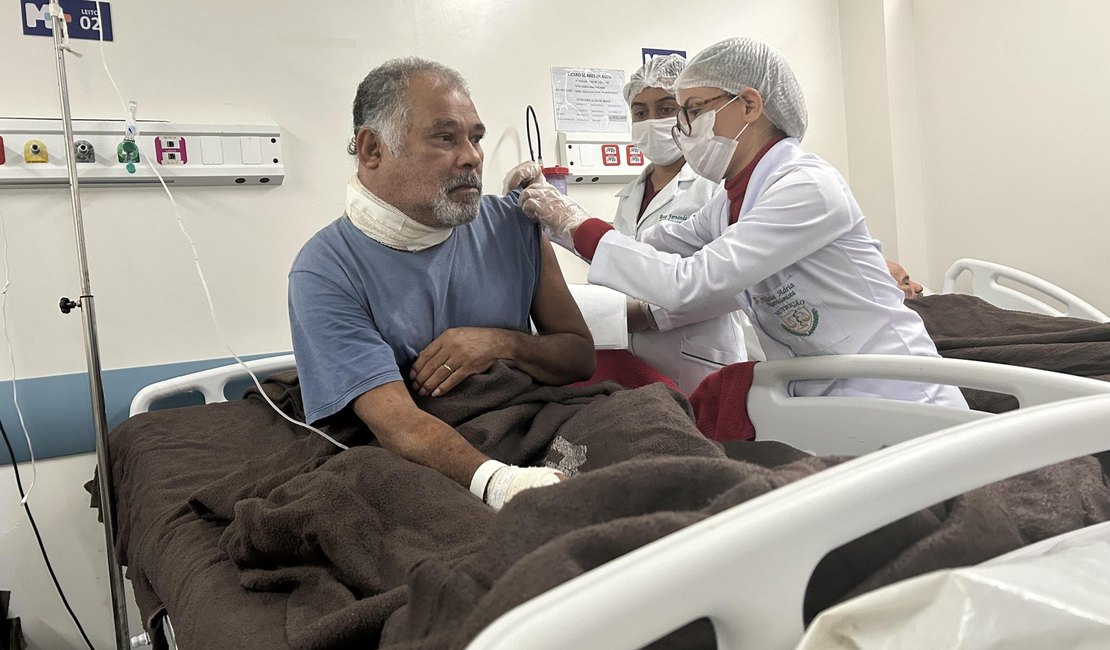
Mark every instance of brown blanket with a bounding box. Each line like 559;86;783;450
908;294;1110;411
98;361;1110;649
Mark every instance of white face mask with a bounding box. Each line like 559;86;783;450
674;96;749;182
630;117;683;166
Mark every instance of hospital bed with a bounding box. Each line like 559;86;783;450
940;257;1108;322
116;352;1110;648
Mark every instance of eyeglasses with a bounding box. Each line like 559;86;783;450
672;93;736;137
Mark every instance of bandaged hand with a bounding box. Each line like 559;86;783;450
470;460;563;511
502;160;545;194
519;182;590;251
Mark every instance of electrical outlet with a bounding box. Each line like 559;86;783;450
24;139;48;163
155;136;187;165
74;140;96;163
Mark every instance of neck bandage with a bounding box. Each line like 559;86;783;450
345;176;453;251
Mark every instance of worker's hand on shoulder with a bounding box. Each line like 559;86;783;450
502;160;544;194
410;327;507;397
519;184;589;250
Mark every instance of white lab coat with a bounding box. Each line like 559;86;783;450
588;138;967;407
610;164;751;393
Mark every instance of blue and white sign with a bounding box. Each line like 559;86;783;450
22;0;114;42
642;48;686;65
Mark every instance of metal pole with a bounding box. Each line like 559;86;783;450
50;6;131;649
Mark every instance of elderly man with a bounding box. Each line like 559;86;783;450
288;57;595;509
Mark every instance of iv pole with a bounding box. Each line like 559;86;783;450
48;3;131;649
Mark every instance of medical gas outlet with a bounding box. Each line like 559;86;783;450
74;140;96;163
24;140;48;163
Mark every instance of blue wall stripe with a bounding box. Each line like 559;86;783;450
0;352;289;465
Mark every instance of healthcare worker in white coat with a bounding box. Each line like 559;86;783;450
516;37;967;407
613;54;751;392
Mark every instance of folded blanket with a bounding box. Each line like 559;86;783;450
688;361;759;442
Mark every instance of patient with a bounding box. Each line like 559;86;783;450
288;58;595;509
886;259;924;301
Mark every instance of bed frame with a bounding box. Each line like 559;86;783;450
943;257;1109;322
125;354;1110;649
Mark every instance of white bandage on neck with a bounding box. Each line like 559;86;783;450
345;176;453;251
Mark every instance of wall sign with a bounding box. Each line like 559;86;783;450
22;0;114;42
641;48;686;65
550;67;628;134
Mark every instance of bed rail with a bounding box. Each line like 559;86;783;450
128;354;297;416
942;258;1109;322
469;394;1110;650
748;354;1110;455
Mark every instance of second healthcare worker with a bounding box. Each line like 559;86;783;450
614;53;750;392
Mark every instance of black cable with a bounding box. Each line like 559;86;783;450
525;105;542;163
0;416;97;650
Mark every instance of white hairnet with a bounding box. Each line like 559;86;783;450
623;54;687;106
676;37;808;139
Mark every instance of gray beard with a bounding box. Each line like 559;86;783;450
431;190;481;227
428;171;482;227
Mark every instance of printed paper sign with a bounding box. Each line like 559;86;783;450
550;67;628;134
22;0;114;42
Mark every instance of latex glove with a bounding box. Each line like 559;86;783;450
502;160;545;194
470;461;563;511
519;182;590;251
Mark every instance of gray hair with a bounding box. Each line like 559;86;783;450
348;57;469;156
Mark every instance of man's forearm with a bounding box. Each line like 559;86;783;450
353;388;488;488
502;329;595;385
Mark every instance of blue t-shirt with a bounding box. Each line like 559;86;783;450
288;192;541;424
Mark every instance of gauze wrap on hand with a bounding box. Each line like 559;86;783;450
502;160;545;194
483;465;562;511
518;182;590;251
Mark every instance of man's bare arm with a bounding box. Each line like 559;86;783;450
352;381;487;487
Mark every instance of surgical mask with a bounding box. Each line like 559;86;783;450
630;118;683;166
674;96;749;182
345;176;453;251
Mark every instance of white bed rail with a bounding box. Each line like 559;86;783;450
942;258;1109;322
128;354;297;416
468;394;1110;650
748;354;1110;455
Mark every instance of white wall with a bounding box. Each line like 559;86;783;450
0;1;849;647
909;0;1110;308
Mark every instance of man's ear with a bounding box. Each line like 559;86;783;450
355;128;384;170
739;87;765;123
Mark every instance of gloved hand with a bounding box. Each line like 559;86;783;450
519;181;590;251
502;160;545;194
470;460;563;511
